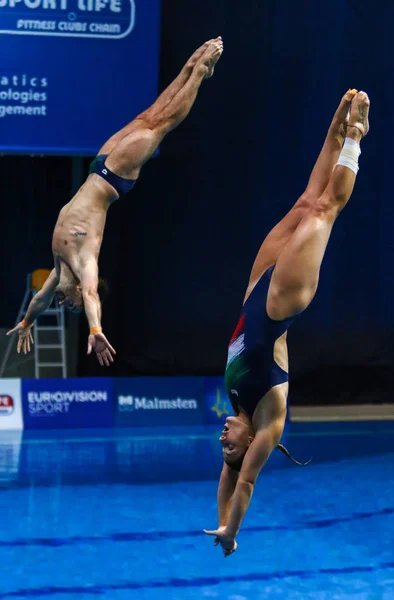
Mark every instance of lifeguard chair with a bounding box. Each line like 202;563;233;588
0;269;67;379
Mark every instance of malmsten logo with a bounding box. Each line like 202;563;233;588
118;396;198;411
0;395;14;415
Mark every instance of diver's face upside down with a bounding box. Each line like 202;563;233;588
55;284;83;314
219;416;253;470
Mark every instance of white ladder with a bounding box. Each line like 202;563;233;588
0;273;67;379
33;300;67;379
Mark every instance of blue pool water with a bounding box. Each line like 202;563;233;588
1;421;393;599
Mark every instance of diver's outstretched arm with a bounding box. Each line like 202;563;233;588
6;268;59;354
217;462;239;527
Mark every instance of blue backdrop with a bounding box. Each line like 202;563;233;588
0;0;161;154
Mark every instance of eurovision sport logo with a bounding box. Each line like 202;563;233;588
0;0;135;39
26;389;109;415
0;395;14;416
22;378;114;429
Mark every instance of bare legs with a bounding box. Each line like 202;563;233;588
304;89;358;198
246;90;360;295
99;39;223;179
267;91;370;319
98;40;213;155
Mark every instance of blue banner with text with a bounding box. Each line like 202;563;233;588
114;377;205;427
16;376;234;430
22;378;114;428
0;0;161;154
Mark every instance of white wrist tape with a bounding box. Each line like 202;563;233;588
336;137;361;175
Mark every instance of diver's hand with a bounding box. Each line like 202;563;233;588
87;332;116;366
6;321;34;354
203;527;238;557
204;525;225;547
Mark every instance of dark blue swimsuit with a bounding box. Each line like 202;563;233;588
225;266;295;418
89;154;136;197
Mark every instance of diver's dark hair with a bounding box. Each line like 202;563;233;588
226;444;311;473
97;277;109;304
276;443;311;466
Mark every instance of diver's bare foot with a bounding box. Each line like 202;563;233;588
186;39;214;70
199;37;223;79
347;90;370;139
330;89;358;142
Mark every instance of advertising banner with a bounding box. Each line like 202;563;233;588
0;0;161;154
114;377;205;427
0;378;23;430
22;377;113;428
